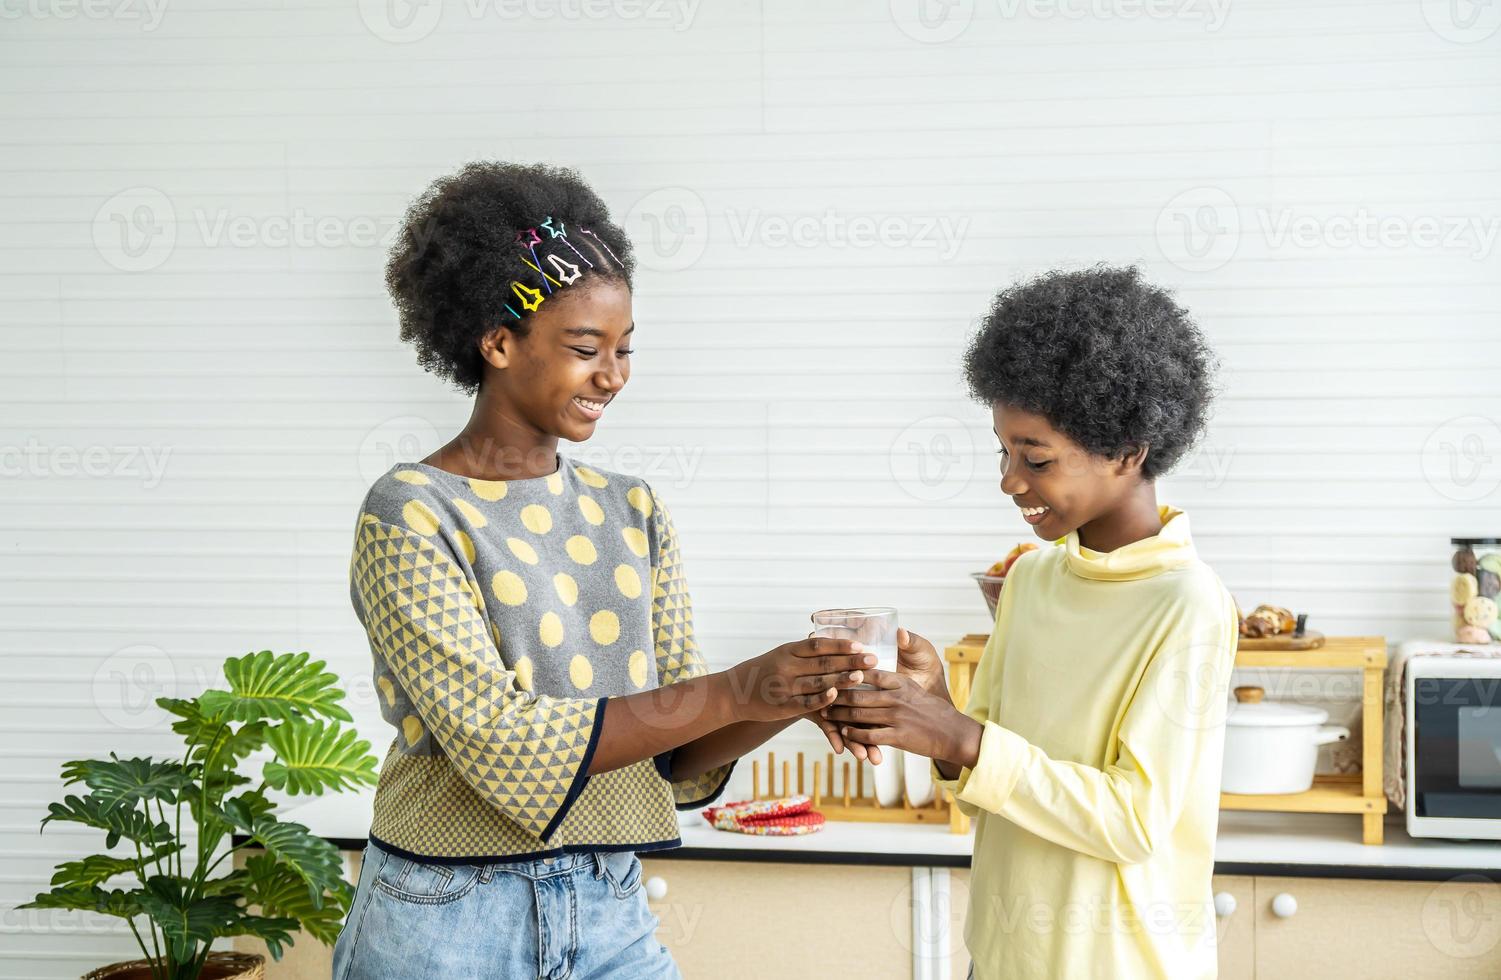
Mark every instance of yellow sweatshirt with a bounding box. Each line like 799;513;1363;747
933;506;1238;980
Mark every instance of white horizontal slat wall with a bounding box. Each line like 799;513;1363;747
3;0;1499;974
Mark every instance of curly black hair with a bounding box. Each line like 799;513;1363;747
962;265;1217;481
385;161;635;393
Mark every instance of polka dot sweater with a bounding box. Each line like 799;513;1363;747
349;456;734;863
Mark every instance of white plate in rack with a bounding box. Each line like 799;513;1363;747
872;749;904;806
903;747;935;806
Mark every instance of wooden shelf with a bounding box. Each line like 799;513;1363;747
943;632;1391;844
1221;774;1385;815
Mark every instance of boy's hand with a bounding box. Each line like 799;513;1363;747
896;628;950;699
821;669;980;765
724;638;876;723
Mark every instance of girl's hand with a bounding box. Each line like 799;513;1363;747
806;709;884;766
820;669;979;762
724;637;876;723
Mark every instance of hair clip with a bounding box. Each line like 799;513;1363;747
510;282;544;313
578;227;621;267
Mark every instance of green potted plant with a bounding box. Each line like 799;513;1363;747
21;651;379;980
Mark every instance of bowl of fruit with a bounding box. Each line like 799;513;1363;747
972;543;1038;619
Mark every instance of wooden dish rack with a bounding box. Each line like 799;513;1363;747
939;632;1390;845
742;641;985;835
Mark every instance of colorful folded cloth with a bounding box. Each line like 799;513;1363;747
701;795;825;836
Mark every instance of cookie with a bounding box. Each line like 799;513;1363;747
1491;619;1501;642
1457;625;1493;644
1454;547;1479;574
1451;572;1480;604
1481;569;1501;599
1463;595;1499;628
1481;553;1501;576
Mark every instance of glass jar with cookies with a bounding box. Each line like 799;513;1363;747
1450;537;1501;644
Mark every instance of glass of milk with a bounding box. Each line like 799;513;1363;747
811;607;903;805
810;606;898;686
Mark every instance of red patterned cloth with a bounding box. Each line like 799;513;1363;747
701;795;825;836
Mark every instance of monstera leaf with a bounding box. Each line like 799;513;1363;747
158;696;269;767
263;720;378;796
49;847;181;890
134;877;241;963
19;884;144;918
239;853;351;946
198;651;351;724
61;755;193;816
41;795;172;849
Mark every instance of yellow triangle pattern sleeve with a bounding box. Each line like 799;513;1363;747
350;514;604;842
647;490;735;808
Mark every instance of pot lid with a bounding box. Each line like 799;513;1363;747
1226;699;1330;728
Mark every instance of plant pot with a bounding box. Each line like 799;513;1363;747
83;952;265;980
1220;686;1349;795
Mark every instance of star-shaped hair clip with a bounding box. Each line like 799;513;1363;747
514;228;542;249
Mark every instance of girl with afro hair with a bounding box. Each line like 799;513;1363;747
333;163;877;978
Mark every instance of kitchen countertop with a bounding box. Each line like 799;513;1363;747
266;790;1501;882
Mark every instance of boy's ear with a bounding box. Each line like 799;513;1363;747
1118;443;1150;476
479;325;514;371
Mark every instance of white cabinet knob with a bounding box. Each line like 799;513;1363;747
1271;892;1297;918
645;875;668;901
1213;892;1237;918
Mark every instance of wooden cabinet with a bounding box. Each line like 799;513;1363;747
639;857;923;979
236;851;1501;979
1248;875;1501;979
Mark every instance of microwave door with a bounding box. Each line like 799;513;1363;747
1412;675;1501;822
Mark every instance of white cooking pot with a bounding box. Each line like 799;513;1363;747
1220;686;1349;795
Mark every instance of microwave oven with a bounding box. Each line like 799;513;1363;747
1405;656;1501;840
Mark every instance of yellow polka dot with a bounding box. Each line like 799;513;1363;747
622;526;648;558
402;500;440;536
394;470;430;485
468;478;507;501
554;572;578;606
545;471;564;495
521;504;553;535
455;530;475;564
514;655;534;691
628;650;649;688
615;564;642;599
539;611;564;648
627;486;653;518
590;610;620;645
508;537;539;565
566;535;598;565
574;465;608;488
577;495;605;526
570;655;594;690
401;715;423;746
377;675;396;707
493;570;528;606
452;498;488;528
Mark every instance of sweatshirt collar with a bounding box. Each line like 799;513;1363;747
1062;505;1196;581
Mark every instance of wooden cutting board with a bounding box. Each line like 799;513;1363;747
1235;630;1325;650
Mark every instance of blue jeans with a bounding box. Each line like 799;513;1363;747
333;841;681;979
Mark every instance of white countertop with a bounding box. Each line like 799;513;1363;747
276;789;1501;876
